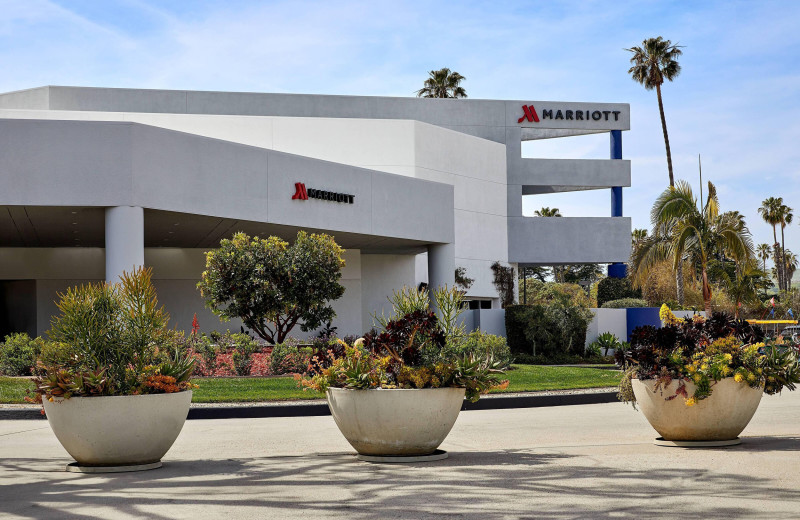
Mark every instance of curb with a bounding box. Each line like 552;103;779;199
0;390;619;421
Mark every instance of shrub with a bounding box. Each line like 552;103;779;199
597;277;641;308
591;332;621;355
601;298;649;308
269;342;314;375
506;298;592;359
0;333;45;376
34;267;194;400
447;331;512;368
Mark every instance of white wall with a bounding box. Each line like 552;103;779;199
585;308;628;347
0;108;509;302
360;254;416;332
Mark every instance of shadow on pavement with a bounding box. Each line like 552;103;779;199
1;448;797;519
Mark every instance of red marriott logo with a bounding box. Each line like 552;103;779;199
292;182;355;204
518;105;540;123
292;182;308;200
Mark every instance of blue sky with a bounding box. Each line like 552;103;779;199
2;0;799;264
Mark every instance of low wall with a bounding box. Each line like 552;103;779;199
462;309;507;337
586;307;707;346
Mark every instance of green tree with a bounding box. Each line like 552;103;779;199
626;36;683;187
198;231;346;344
534;207;562;217
632;181;753;315
719;261;765;319
757;243;772;275
759;197;785;291
415;68;467;98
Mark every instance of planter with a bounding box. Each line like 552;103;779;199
326;387;465;457
632;378;762;442
42;391;192;470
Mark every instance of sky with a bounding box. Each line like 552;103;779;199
2;0;799;268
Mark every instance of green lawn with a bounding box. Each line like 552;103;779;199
0;365;621;404
0;376;34;404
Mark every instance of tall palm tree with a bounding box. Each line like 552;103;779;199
632;180;753;315
759;197;784;291
534;207;562;217
779;204;793;290
756;243;772;293
415;68;467;99
626;37;683;187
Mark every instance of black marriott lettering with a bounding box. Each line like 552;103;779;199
308;188;354;204
540;109;621;121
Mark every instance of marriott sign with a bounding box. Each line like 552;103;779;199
518;104;622;123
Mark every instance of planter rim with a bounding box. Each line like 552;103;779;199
49;390;192;401
631;376;762;387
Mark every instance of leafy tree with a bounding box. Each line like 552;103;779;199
561;264;603;284
718;261;766;318
632;180;753;315
454;266;474;292
534;207;562;217
490;261;515;308
198;231;346;344
596;277;641;308
626;36;683;187
415;68;467;98
759;197;786;291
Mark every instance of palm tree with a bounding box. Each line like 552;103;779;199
415;68;467;99
626;37;683;187
723;261;766;319
779;204;793;290
784;249;798;287
534;207;562;217
756;243;772;296
758;197;784;291
632;180;753;315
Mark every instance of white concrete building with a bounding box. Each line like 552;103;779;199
0;86;631;339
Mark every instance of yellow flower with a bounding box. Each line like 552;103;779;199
700;364;708;371
734;373;744;383
693;374;703;383
747;372;756;382
685;397;697;407
724;353;733;362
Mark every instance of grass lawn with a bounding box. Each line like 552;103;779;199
0;376;34;404
0;365;621;404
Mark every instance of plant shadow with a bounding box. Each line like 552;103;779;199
2;447;799;520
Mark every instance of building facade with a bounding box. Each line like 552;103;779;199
0;86;631;339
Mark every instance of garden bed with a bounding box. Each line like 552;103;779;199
0;365;621;404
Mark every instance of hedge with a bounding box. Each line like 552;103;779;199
601;298;649;308
596;277;641;308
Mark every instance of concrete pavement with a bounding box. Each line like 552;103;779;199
1;392;799;519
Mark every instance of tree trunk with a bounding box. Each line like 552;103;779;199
656;84;675;188
702;267;712;316
780;225;788;291
676;262;685;305
772;225;782;292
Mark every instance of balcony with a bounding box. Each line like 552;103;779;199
508;216;631;265
509;158;630;194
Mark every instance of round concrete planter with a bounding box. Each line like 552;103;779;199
326;387;465;456
42;391;192;467
632;378;762;441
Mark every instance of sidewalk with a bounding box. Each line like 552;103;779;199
2;391;799;519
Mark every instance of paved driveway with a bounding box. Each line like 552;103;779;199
2;392;799;519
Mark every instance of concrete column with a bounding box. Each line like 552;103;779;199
105;206;144;283
427;243;455;313
609;130;626;278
